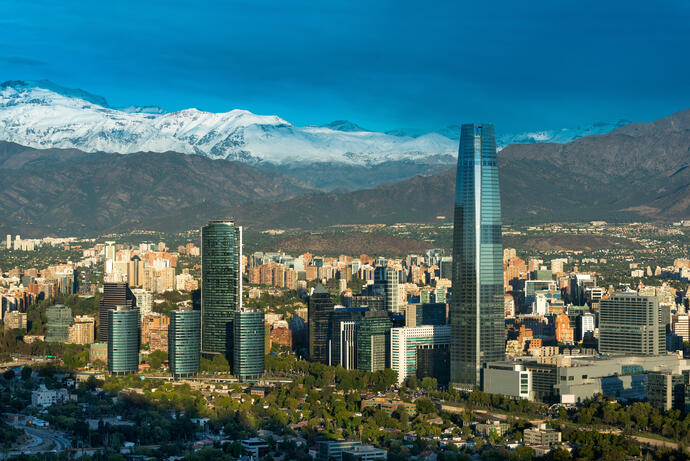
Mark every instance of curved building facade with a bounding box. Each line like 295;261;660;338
233;310;265;381
169;309;201;378
108;306;139;374
201;220;241;358
450;124;504;390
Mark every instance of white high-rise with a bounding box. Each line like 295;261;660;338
391;325;450;385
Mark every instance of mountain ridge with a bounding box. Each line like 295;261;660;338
0;80;630;172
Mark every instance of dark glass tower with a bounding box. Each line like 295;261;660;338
99;282;136;342
308;284;334;364
450;123;504;390
201;220;241;358
356;310;392;372
169;309;201;378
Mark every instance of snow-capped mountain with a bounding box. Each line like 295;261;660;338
0;80;629;165
0;80;456;165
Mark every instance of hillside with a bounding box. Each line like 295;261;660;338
0;142;314;235
1;107;689;235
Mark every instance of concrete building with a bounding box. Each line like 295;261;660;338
599;293;665;355
482;362;532;400
241;438;269;459
342;445;387;460
3;311;27;331
524;424;561;445
89;342;108;366
484;354;690;404
317;440;386;461
31;385;69;408
68;316;95;344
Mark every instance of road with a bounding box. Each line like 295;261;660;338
1;418;72;459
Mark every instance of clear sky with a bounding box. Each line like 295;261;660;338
1;0;689;133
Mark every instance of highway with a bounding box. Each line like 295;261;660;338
1;417;72;459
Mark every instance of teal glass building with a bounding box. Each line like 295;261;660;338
233;310;265;381
108;306;139;374
450;124;504;390
46;304;72;343
169;309;201;378
356;310;392;372
201;220;241;358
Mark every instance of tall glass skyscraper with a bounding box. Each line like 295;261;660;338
169;309;201;378
201;220;241;358
450;123;504;390
232;310;265;381
108;306;140;374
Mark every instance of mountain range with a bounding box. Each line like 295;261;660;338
0;80;688;236
0;80;629;191
0;106;688;236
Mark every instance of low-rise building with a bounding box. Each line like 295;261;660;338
241;437;269;459
523;424;562;445
475;420;509;438
31;385;69;408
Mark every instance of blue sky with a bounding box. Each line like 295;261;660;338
1;0;689;133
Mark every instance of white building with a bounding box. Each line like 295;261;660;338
390;325;450;385
31;385;69;408
132;288;153;318
579;313;595;341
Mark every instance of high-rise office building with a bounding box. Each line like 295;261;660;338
417;344;450;387
356;310;392;372
329;307;367;368
385;267;400;313
308;284;334;363
108;306;139;374
233;310;265;381
45;304;72;343
169;309;201;378
406;303;446;328
201;220;241;358
99;282;136;342
391;325;451;385
450;124;504;390
599;293;665;355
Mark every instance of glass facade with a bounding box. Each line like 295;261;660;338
233;310;265;380
98;282;135;342
201;220;241;358
46;304;72;343
108;307;139;374
450;123;505;390
308;284;334;364
356;310;392;372
169;309;201;378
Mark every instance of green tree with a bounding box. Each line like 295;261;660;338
21;366;32;380
415;397;436;415
147;350;168;370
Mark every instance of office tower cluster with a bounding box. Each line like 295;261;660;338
90;219;265;380
306;274;450;385
201;220;265;380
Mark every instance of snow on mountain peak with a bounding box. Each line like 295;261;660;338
0;80;629;165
